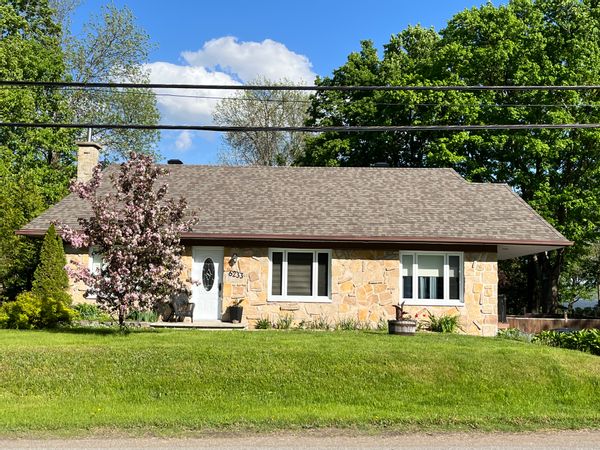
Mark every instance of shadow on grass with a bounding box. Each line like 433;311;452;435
48;325;160;336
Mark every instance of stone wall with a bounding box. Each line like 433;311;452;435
66;245;498;336
463;252;498;336
216;247;498;336
64;246;92;304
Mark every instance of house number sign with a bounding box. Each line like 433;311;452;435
228;270;244;279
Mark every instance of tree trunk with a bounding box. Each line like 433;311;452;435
118;304;126;327
536;250;564;315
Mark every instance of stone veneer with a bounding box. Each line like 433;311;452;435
65;247;93;304
216;247;498;336
66;245;498;336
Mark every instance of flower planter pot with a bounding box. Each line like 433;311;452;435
388;319;417;335
228;306;243;323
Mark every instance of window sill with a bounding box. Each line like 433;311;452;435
268;297;332;304
402;299;464;307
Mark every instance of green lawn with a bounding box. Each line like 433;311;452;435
0;329;599;436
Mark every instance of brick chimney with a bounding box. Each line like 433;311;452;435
76;141;101;182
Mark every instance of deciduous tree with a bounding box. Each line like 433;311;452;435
54;1;160;159
0;0;75;300
214;78;310;166
59;154;196;326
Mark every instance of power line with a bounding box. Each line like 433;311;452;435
2;122;600;132
2;80;600;91
3;85;600;109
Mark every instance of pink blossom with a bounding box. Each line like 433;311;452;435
56;152;195;325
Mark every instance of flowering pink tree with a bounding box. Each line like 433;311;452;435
59;153;196;326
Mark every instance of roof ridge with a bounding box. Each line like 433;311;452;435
154;164;462;171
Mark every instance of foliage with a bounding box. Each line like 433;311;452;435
127;308;159;323
58;153;196;326
427;313;461;333
31;224;70;302
59;2;160;159
274;314;294;330
376;317;388;331
73;303;111;321
570;306;600;319
0;173;44;300
497;328;533;342
1;331;599;433
533;329;600;356
0;292;41;329
301;0;600;313
560;243;600;308
298;316;331;330
334;317;359;331
214;77;310;166
0;0;76;300
254;317;272;329
0;291;75;329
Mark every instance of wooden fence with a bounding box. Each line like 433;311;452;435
506;316;600;334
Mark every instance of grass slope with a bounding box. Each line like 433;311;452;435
0;329;599;435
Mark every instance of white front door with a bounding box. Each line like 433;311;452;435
191;246;224;321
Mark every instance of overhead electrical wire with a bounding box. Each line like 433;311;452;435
2;122;600;132
2;81;600;132
3;86;599;109
2;80;600;91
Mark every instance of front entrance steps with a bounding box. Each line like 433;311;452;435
149;320;246;330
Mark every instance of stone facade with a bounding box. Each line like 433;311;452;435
65;246;93;304
198;246;497;336
66;245;498;336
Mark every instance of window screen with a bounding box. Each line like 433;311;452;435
287;252;313;296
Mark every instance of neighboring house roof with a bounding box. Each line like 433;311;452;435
18;165;571;259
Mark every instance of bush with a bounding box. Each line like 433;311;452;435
275;315;294;330
299;316;331;330
31;224;71;302
255;317;272;329
427;313;461;333
0;292;41;329
533;329;600;355
497;328;532;342
127;309;159;322
0;291;75;329
73;303;112;321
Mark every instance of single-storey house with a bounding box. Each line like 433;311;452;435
18;142;571;335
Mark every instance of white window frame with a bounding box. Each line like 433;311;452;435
268;248;332;303
400;251;464;306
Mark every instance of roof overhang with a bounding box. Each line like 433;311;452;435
16;229;572;259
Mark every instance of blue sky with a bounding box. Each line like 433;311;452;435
70;0;505;164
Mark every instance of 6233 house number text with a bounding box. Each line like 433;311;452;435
228;271;244;279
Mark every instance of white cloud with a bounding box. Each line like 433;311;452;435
174;130;193;150
146;37;316;133
145;61;240;125
182;36;316;84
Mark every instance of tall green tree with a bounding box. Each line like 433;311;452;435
0;0;75;300
301;0;600;313
32;224;70;303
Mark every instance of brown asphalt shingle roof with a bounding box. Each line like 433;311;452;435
20;165;570;246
